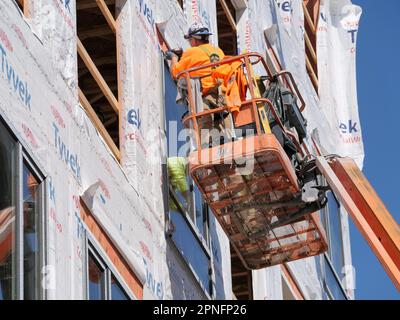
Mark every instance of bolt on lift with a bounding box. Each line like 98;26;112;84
175;52;400;291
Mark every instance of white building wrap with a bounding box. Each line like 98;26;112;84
317;0;364;168
0;0;363;300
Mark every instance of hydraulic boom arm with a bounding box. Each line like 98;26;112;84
316;156;400;291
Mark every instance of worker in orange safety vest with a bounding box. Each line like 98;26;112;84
166;22;234;148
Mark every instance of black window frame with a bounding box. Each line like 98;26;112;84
319;189;349;300
0;117;46;300
85;238;134;300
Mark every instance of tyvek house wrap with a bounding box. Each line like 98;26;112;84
119;0;232;299
0;0;232;300
231;0;360;299
28;0;78;92
0;0;361;299
0;1;86;298
232;0;322;299
121;0;361;299
317;0;364;168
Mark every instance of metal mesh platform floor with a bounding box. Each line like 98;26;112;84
189;134;327;269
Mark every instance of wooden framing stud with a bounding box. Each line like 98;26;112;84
281;264;305;300
219;0;237;32
306;55;319;92
78;88;121;161
96;0;117;33
77;0;116;10
16;0;29;17
77;37;119;114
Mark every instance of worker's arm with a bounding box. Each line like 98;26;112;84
169;48;197;80
169;55;180;78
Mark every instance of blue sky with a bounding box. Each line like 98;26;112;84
350;0;400;299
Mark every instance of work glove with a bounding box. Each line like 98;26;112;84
171;48;183;58
165;50;178;61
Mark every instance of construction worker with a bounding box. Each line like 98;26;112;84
166;22;233;148
167;156;191;213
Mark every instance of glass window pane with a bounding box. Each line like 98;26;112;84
88;253;105;300
170;212;210;294
164;64;191;156
319;206;327;232
23;163;40;300
164;64;211;295
324;257;346;300
0;122;17;300
194;187;207;240
165;64;208;229
327;192;345;276
165;64;194;218
111;275;129;300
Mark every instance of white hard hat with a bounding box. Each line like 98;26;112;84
184;22;213;40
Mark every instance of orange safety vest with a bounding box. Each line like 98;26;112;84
211;58;247;117
171;44;225;94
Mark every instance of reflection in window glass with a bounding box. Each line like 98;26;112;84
87;246;132;300
324;257;346;300
88;253;105;300
164;64;211;294
111;275;129;300
0;123;16;300
326;192;345;277
165;64;193;216
164;63;208;238
194;188;204;235
23;164;40;300
170;212;210;294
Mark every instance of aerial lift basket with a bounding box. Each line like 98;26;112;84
176;53;328;269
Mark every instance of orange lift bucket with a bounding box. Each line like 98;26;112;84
177;53;327;269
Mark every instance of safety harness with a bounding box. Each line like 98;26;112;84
198;45;225;107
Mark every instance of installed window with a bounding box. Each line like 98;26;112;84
0;119;44;300
87;242;130;300
322;256;347;300
320;190;348;300
88;251;106;300
76;0;121;160
164;63;212;296
0;120;16;300
321;191;345;276
22;162;41;300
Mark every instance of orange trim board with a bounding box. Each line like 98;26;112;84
80;200;143;299
281;264;305;300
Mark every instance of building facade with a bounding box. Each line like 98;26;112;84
0;0;362;300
